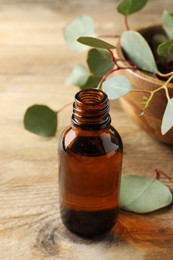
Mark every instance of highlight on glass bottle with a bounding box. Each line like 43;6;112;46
58;89;123;237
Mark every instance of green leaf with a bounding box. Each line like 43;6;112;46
152;34;168;55
161;98;173;135
63;15;95;52
117;0;148;16
120;175;172;213
87;49;114;77
162;10;173;40
121;31;159;73
152;34;168;49
77;36;116;50
102;76;132;99
66;64;89;86
80;76;101;90
157;39;173;63
24;105;57;137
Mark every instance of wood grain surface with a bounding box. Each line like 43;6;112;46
0;0;173;259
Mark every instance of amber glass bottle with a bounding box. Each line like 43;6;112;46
58;89;123;237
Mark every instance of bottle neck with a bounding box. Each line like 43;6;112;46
71;89;111;130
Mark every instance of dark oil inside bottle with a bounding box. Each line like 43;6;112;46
61;207;118;237
59;127;122;237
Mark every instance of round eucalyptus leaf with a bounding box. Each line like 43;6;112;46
77;36;115;50
66;64;89;86
24;105;57;137
63;15;95;52
102;76;132;99
87;49;114;77
121;31;159;73
162;10;173;40
117;0;148;16
152;34;168;50
120;175;172;213
161;98;173;135
157;39;173;63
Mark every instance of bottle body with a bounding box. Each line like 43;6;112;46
58;89;123;237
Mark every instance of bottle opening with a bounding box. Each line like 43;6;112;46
72;89;111;130
76;89;106;106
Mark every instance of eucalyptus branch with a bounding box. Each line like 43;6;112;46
143;91;154;110
118;65;160;79
97;67;119;89
142;74;173;111
108;50;159;78
108;49;160;79
162;74;173;100
116;59;159;78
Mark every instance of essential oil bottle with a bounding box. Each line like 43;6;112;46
58;89;123;237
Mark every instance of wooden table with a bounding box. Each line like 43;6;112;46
0;0;173;259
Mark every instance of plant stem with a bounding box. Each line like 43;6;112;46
164;86;171;101
143;91;154;110
154;168;173;183
98;34;120;38
97;67;119;89
116;58;160;78
162;74;173;100
118;64;160;78
158;71;173;78
57;102;72;114
124;16;130;30
141;74;173;110
108;51;172;81
108;50;117;64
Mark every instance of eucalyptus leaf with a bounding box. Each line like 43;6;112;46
120;175;172;213
63;15;95;52
152;34;168;49
87;49;114;77
80;76;101;90
24;105;57;137
77;36;115;50
117;0;148;16
162;10;173;40
121;31;159;73
161;98;173;135
66;64;89;86
102;76;132;99
157;39;173;63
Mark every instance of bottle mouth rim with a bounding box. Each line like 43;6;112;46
72;89;110;130
75;89;107;106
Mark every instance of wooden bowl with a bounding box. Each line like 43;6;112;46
116;25;173;144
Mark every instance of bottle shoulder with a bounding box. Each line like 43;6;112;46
58;125;123;156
